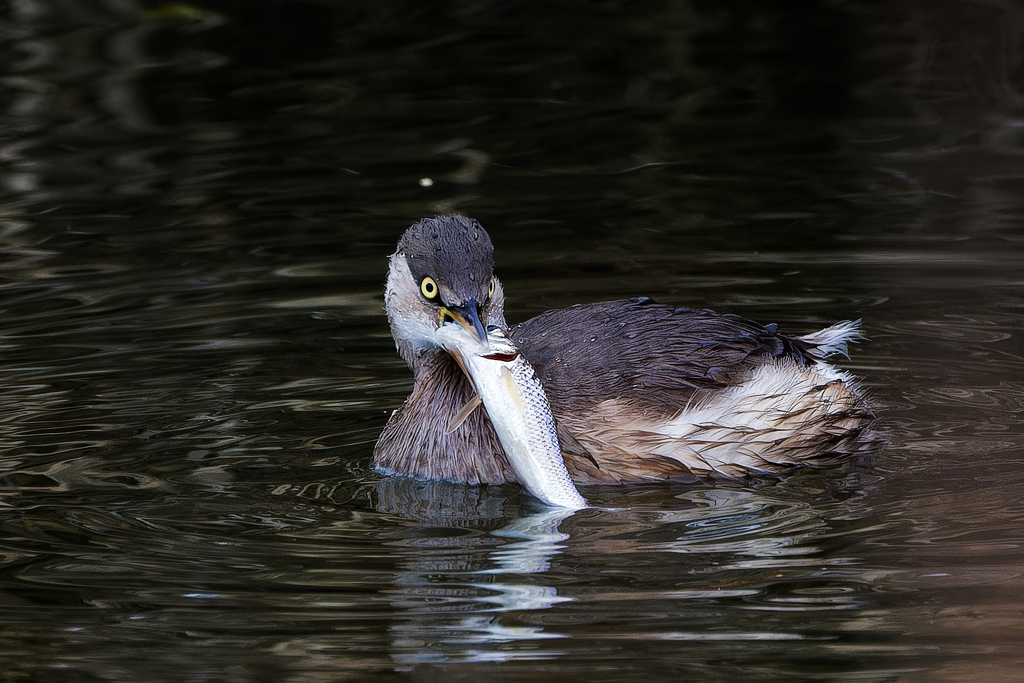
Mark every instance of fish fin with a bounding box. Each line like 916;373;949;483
446;395;483;434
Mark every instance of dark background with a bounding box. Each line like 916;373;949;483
1;2;1022;681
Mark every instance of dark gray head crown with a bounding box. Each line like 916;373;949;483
398;215;494;304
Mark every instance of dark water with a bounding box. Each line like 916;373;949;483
2;1;1023;681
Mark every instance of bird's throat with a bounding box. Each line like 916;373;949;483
373;350;516;486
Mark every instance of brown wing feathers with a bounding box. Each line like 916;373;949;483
511;298;815;419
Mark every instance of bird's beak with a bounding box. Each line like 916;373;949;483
435;323;587;509
438;299;488;343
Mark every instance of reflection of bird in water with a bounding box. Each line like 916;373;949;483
374;216;876;504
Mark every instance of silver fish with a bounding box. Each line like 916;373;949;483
435;323;587;509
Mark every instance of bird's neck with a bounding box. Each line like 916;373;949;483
373;349;515;486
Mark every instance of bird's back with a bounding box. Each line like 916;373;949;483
511;298;877;482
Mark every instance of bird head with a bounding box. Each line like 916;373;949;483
385;215;508;367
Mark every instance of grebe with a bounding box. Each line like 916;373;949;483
374;216;876;508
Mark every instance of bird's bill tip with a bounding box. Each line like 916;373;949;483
438;300;488;343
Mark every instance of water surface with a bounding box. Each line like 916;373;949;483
1;2;1022;681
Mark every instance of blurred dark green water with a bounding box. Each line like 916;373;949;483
1;1;1022;681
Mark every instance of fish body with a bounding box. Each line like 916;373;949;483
436;324;587;509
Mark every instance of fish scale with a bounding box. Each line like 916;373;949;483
502;352;588;509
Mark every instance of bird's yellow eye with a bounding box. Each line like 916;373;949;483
420;277;438;300
488;278;496;299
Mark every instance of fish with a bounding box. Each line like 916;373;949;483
435;323;588;509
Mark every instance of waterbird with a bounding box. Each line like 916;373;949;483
374;216;876;508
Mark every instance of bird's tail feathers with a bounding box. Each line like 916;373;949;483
797;319;864;360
